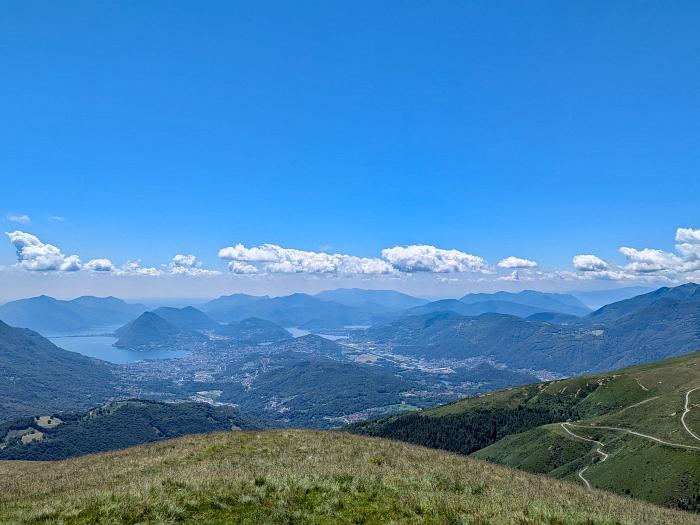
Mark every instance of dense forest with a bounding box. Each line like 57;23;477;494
351;405;575;455
0;400;266;460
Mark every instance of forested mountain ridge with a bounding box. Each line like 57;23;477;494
0;320;118;422
0;399;267;460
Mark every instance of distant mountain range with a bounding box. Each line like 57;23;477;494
363;283;700;375
0;295;147;335
460;290;591;316
202;292;376;329
0;288;597;337
0;320;118;422
401;298;559;318
0;399;267;460
315;288;428;312
201;289;592;330
351;351;700;512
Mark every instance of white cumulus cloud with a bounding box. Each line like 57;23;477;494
5;231;81;272
228;261;259;274
618;247;683;274
169;254;221;276
380;245;486;273
115;260;163;277
219;243;395;275
85;258;115;272
676;227;700;245
497;256;537;269
572;254;609;272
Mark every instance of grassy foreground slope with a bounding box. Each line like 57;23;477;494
0;430;696;525
352;352;700;511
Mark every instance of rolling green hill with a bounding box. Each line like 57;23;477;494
351;351;700;511
0;430;695;524
0;399;266;460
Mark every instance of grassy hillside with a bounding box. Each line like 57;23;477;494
0;430;696;524
352;351;700;511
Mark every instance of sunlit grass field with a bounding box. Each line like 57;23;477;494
1;429;697;524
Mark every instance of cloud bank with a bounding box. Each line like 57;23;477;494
5;227;700;286
218;243;396;275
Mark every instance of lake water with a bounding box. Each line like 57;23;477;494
50;335;190;364
286;327;348;341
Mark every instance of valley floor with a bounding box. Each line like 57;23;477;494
0;430;697;524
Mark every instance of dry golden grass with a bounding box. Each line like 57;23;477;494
0;429;697;524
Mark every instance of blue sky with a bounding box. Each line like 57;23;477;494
2;2;700;299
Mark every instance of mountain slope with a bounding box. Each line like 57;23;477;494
202;293;374;329
461;290;591;316
219;351;412;427
403;298;554;318
0;320;117;422
364;311;606;374
216;317;292;344
351;352;700;511
0;430;694;524
364;283;700;374
114;312;206;349
315;288;428;312
0;295;147;335
585;282;700;325
151;306;219;331
0;399;266;460
202;293;268;315
571;286;654;310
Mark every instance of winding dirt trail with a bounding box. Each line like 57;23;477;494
681;387;700;443
577;466;592;489
560;387;700;489
567;423;700;451
560;423;608;489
